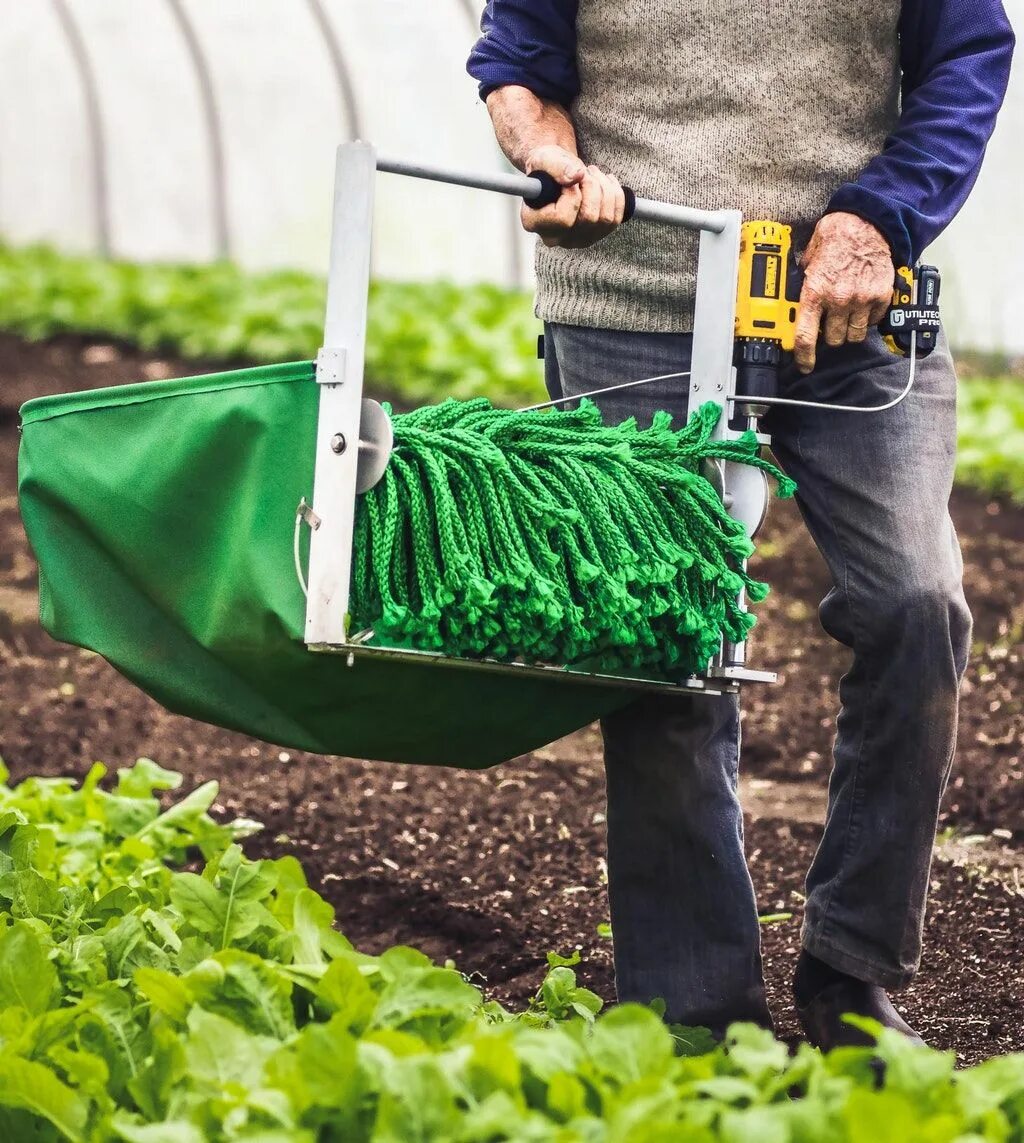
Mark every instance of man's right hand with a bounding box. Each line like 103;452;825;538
521;145;627;249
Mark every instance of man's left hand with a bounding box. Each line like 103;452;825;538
794;213;895;374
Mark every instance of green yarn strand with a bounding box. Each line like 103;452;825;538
349;399;794;679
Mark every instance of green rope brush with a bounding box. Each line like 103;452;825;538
350;398;795;679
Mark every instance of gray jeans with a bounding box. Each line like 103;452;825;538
544;322;972;1031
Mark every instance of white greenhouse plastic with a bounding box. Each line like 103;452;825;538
0;0;1020;350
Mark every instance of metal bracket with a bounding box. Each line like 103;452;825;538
315;346;347;385
707;665;778;684
297;498;321;530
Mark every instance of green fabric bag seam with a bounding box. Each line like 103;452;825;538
19;360;315;426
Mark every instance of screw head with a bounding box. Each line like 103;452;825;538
331;432;347;454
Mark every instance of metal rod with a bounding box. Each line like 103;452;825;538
375;155;728;234
165;0;231;259
305;0;365;140
51;0;111;256
520;371;692;412
734;336;918;415
522;340;918;417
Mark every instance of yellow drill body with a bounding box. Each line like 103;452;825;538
733;221;803;405
734;222;939;389
735;221;800;352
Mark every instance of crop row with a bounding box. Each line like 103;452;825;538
1;243;1022;500
0;244;543;406
1;759;1023;1141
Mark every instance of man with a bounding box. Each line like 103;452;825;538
468;1;1014;1047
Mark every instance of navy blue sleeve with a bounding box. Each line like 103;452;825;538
827;0;1015;265
466;0;580;106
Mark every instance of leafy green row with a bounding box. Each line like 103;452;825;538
956;377;1024;503
1;759;1023;1141
2;242;1023;499
0;244;545;406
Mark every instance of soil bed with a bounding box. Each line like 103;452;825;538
1;333;1021;1067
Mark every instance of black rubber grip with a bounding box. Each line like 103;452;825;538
523;171;638;222
522;170;562;210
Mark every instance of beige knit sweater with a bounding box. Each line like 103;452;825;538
535;1;902;332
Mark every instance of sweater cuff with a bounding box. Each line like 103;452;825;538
824;185;914;267
472;62;578;107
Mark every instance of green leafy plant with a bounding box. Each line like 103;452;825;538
0;244;544;406
956;376;1024;503
0;758;1023;1140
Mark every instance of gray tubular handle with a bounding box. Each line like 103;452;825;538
375;155;728;235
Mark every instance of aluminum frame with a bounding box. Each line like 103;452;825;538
304;143;375;647
302;142;776;692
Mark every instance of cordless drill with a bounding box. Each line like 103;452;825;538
733;220;941;411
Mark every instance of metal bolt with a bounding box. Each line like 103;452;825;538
331;432;347;454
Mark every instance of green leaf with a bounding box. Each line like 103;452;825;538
169;873;224;936
508;1026;584;1084
0;1056;89;1142
955;1052;1024;1120
170;848;277;951
315;957;377;1034
670;1024;719;1058
136;781;220;845
265;1016;360;1130
719;1106;792;1143
0;924;57;1016
115;759;183;799
723;1023;791;1082
290;888;336;966
46;1043;110;1099
126;1020;185;1123
186;950;296;1039
841;1089;961;1143
0;869;63;920
79;985;149;1096
135;968;192;1024
181;1007;277;1091
367;1052;463;1143
536;965;602;1022
588;1005;675;1083
110;1116;207;1143
371;961;481;1036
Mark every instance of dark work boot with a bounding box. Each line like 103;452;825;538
796;977;926;1052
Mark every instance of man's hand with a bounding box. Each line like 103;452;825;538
521;145;627;248
794;213;895;374
484;87;626;249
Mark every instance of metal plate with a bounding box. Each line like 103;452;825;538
307;641;749;697
356;398;394;493
723;461;770;540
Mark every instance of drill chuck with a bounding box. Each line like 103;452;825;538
735;339;782;403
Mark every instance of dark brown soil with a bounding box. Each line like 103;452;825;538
1;333;1021;1067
